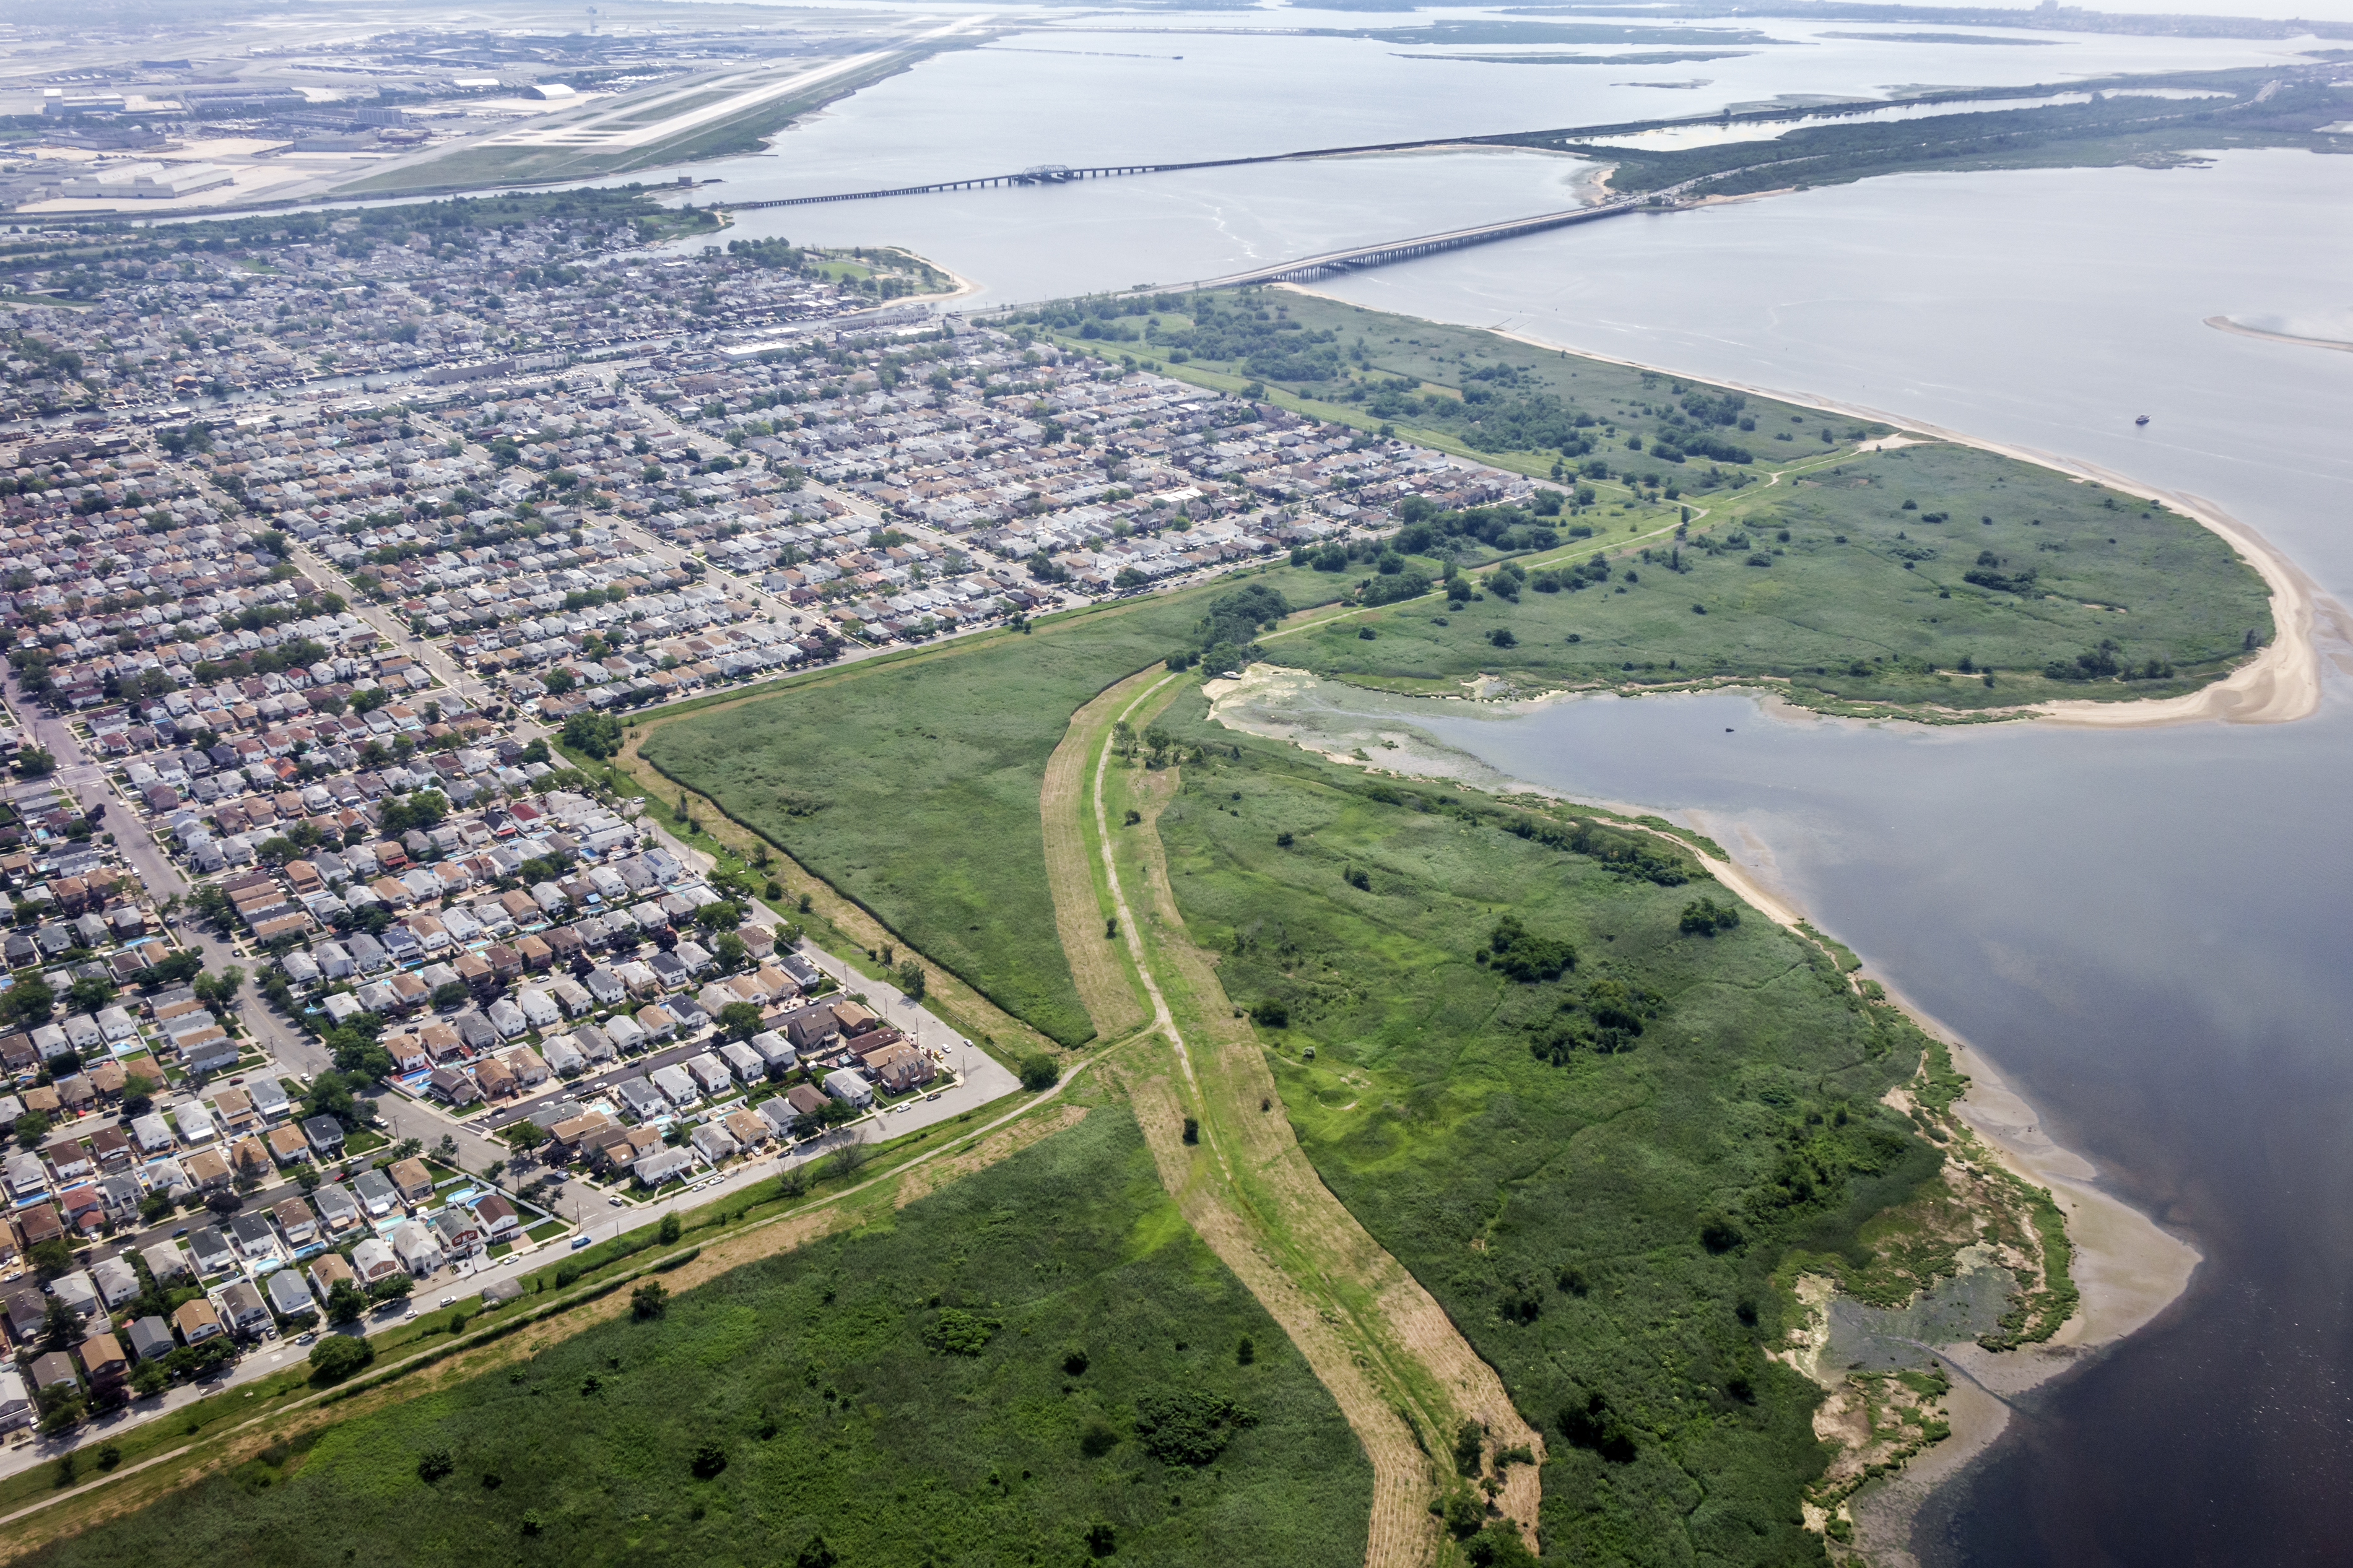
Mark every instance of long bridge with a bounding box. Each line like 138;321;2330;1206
727;162;1183;207
1184;193;1674;290
702;85;2033;215
713;132;1555;210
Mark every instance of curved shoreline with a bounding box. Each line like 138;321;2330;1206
2203;314;2353;355
1474;323;2332;727
1280;284;2334;730
1202;667;2203;1561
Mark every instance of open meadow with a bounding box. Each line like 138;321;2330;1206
636;569;1334;1048
23;1107;1371;1568
1146;693;1961;1563
1276;441;2273;708
1011;292;2273;712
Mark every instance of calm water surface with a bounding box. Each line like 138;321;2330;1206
1287;153;2353;1565
682;27;2353;1555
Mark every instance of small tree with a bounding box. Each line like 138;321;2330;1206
308;1333;375;1385
1017;1055;1059;1093
326;1280;370;1325
632;1281;669;1320
895;959;926;1000
658;1211;682;1245
41;1295;84;1348
29;1237;73;1282
717;1001;763;1041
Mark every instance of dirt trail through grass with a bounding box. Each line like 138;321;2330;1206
1042;676;1156;1038
1042;668;1544;1563
892;1103;1089;1207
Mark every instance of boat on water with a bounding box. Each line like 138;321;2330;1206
2136;414;2151;425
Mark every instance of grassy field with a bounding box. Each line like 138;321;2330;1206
25;1107;1372;1568
1011;291;2273;713
1017;287;1871;496
636;569;1334;1048
1274;440;2274;708
1146;690;1950;1564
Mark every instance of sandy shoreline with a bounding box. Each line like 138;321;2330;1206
1839;989;2201;1567
1625;825;2198;1566
2203;314;2353;355
1203;670;2203;1564
1274;287;2339;730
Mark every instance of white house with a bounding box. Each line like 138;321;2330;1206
632;1146;695;1187
822;1068;874;1110
390;1219;445;1275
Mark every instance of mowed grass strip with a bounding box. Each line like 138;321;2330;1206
23;1107;1372;1568
637;568;1334;1048
1149;694;1949;1565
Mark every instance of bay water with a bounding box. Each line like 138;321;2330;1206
674;20;2353;1558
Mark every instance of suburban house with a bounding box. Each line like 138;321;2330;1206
266;1270;317;1320
302;1114;347;1158
631;1146;695;1188
648;1063;698;1108
353;1167;399;1217
868;1042;937;1095
390;1219;445;1275
274;1195;320;1249
683;1052;732;1096
77;1330;128;1386
723;1108;772;1150
92;1254;140;1309
388;1158;435;1204
186;1225;236;1275
350;1236;401;1283
218;1280;272;1337
313;1183;361;1232
0;1367;33;1432
310;1252;358;1296
822;1068;876;1110
126;1316;175;1364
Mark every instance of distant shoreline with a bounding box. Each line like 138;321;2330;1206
2204;314;2353;354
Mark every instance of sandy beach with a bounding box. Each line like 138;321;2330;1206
1271;290;2343;731
1837;990;2201;1568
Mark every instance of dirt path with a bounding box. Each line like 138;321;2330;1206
1041;675;1157;1039
1042;669;1546;1563
1123;758;1547;1548
894;1104;1089;1208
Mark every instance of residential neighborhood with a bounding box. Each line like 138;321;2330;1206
0;189;1500;1476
